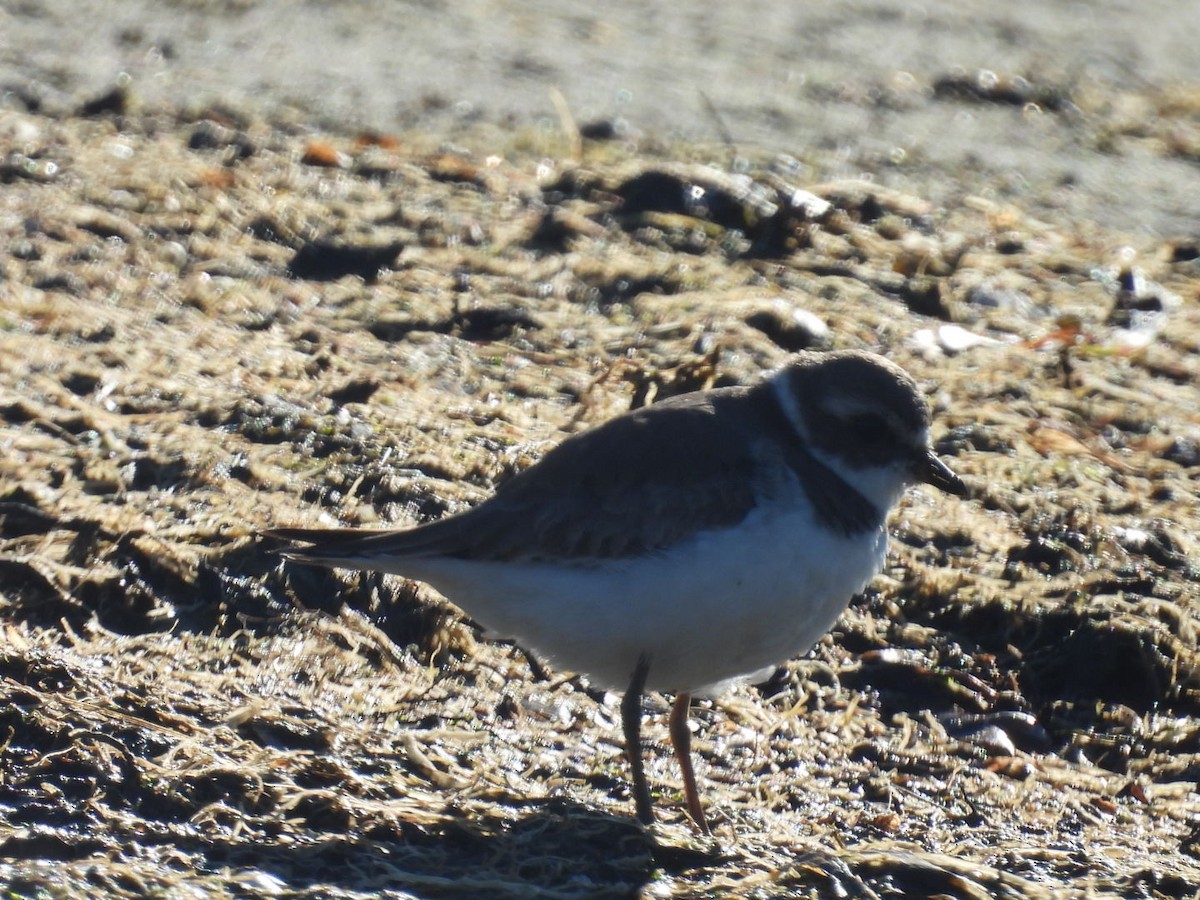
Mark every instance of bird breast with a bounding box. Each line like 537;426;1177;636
403;492;889;695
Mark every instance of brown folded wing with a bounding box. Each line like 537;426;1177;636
266;388;766;564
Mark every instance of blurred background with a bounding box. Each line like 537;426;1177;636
3;0;1198;235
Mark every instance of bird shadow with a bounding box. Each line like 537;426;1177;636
184;799;722;897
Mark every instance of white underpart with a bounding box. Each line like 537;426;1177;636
387;460;896;695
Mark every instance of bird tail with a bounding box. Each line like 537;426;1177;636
261;521;473;571
261;526;384;569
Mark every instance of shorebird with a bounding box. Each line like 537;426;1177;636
266;350;966;832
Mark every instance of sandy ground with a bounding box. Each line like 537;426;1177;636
4;0;1200;235
1;3;1199;898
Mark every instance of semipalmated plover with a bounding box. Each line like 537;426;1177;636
266;350;966;832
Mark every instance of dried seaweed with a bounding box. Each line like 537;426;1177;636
0;108;1197;898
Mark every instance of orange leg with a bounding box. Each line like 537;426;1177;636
669;692;711;834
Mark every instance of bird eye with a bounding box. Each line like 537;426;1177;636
848;415;889;444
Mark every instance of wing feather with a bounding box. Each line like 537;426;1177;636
266;386;767;566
